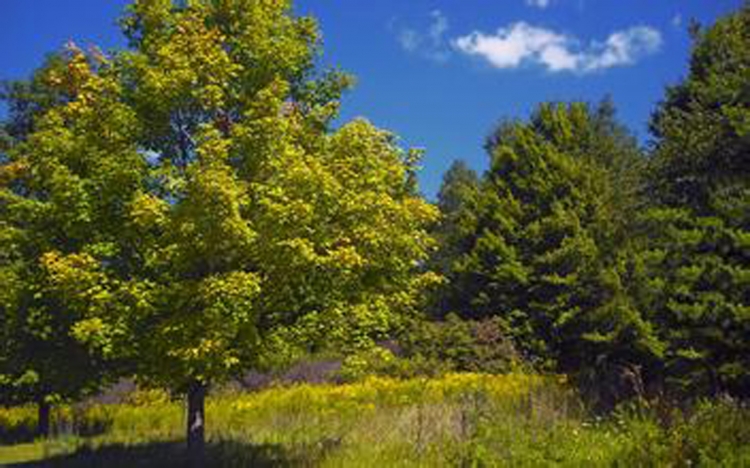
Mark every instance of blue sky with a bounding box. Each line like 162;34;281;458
0;0;743;198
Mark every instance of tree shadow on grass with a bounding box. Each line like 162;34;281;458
0;425;39;446
7;440;310;467
0;415;113;446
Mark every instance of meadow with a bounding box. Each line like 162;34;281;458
1;373;748;467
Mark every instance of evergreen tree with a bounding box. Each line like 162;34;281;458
430;160;481;317
447;103;661;405
634;4;750;398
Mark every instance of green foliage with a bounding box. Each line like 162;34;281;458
649;5;750;213
426;4;749;406
608;398;750;466
0;0;747;453
633;4;750;398
338;315;520;381
439;102;661;405
339;346;399;382
394;315;521;377
0;0;438;420
0;48;135;408
117;0;437;391
0;54;70;152
630;204;750;399
429;160;482;317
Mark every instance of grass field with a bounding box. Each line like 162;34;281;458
1;373;749;467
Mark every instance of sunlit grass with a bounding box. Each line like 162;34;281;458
1;373;748;466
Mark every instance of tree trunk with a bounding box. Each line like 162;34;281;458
38;398;51;439
187;381;207;466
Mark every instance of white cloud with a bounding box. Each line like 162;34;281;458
453;22;663;74
394;10;452;63
583;26;663;71
526;0;554;9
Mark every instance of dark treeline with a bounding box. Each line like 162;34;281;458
429;4;750;408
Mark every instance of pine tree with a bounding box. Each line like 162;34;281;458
635;5;750;398
430;160;481;317
448;103;661;404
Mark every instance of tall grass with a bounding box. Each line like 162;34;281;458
1;373;748;466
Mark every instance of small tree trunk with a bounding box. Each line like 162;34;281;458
187;380;207;466
38;398;51;439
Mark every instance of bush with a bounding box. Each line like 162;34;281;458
0;405;36;444
610;397;750;466
339;347;398;382
393;314;521;377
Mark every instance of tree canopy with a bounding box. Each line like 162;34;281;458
434;103;661;407
0;0;438;453
634;4;750;398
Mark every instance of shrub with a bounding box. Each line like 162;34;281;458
393;314;521;377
